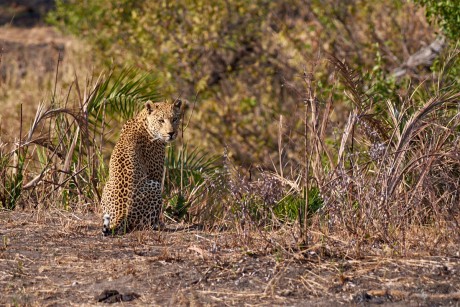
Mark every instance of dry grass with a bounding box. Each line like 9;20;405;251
0;25;95;141
1;43;459;250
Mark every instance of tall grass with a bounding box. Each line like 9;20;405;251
325;53;459;245
266;51;460;252
194;49;459;253
0;66;161;210
0;49;458;255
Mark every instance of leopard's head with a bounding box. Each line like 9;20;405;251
144;100;184;142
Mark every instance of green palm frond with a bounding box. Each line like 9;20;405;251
163;144;223;221
87;67;161;121
165;144;221;190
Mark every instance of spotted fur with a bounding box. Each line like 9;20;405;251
101;100;183;235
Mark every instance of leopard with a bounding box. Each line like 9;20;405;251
101;99;184;235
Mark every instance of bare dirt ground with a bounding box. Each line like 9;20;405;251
1;210;459;306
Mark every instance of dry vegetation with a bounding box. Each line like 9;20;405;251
0;25;93;140
1;0;460;305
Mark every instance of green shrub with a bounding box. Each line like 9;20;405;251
414;0;460;40
274;188;323;223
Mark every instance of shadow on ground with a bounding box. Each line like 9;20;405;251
0;0;54;27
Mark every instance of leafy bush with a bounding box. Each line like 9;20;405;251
47;0;438;169
415;0;460;39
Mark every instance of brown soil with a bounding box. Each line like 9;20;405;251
1;210;459;306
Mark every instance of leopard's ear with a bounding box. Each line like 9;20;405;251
145;101;158;114
173;99;182;110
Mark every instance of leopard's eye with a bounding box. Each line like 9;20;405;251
158;119;165;124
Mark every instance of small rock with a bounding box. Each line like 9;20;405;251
279;289;293;296
121;292;141;302
95;290;120;302
95;289;140;304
